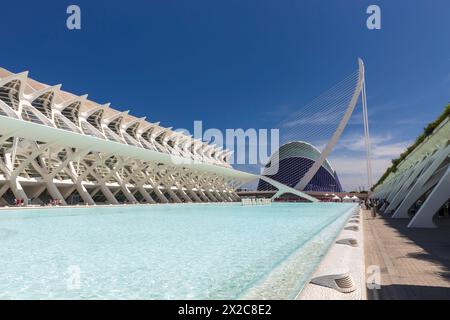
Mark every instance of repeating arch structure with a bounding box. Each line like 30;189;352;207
0;67;316;205
0;67;246;205
257;141;343;193
371;118;450;228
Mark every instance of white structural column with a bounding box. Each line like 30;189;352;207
205;189;219;202
151;185;170;203
384;166;416;208
197;188;211;202
220;190;233;202
179;174;202;202
210;176;227;202
99;184;119;204
136;184;157;203
118;164;151;204
34;148;90;205
0;153;27;202
29;159;67;205
77;153;119;204
217;180;234;201
199;174;222;202
114;172;138;203
61;186;77;201
0;184;11;201
155;168;181;203
384;156;429;213
392;144;450;219
98;157;137;203
8;141;56;203
361;78;373;189
66;162;96;205
180;172;203;202
408;165;450;228
143;164;170;203
158;169;182;203
126;163;159;204
216;176;234;202
166;187;182;203
385;165;420;204
170;169;194;202
126;170;157;204
230;192;241;202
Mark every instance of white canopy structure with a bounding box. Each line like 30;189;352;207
342;195;352;202
0;67;315;205
371;116;450;228
0;59;371;206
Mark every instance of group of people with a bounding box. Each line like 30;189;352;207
14;199;27;206
14;198;62;206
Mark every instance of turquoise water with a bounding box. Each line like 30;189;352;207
0;203;356;299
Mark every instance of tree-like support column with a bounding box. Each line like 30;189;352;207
197;190;210;202
152;185;169;203
100;184;119;204
8;178;28;204
205;190;219;202
166;187;182;203
136;185;156;204
186;189;202;202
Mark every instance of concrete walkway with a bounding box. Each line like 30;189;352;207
363;209;450;299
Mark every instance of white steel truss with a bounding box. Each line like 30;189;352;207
0;67;315;205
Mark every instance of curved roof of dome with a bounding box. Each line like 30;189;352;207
263;141;335;176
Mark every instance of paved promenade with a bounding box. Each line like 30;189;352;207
364;209;450;299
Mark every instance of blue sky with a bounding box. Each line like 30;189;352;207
1;0;449;190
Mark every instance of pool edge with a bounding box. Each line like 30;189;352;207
296;206;366;300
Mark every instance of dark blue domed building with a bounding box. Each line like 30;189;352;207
257;141;343;193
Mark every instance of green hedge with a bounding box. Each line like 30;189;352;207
372;104;450;191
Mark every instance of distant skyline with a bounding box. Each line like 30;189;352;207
1;0;449;190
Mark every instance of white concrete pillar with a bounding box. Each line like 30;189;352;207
197;190;210;202
100;184;119;204
0;183;11;199
75;182;95;205
166;188;182;203
152;186;169;203
9;179;29;204
45;181;67;205
408;165;450;228
137;185;156;204
177;189;193;202
386;168;414;203
187;189;202;202
205;191;219;202
393;145;450;218
385;158;429;213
